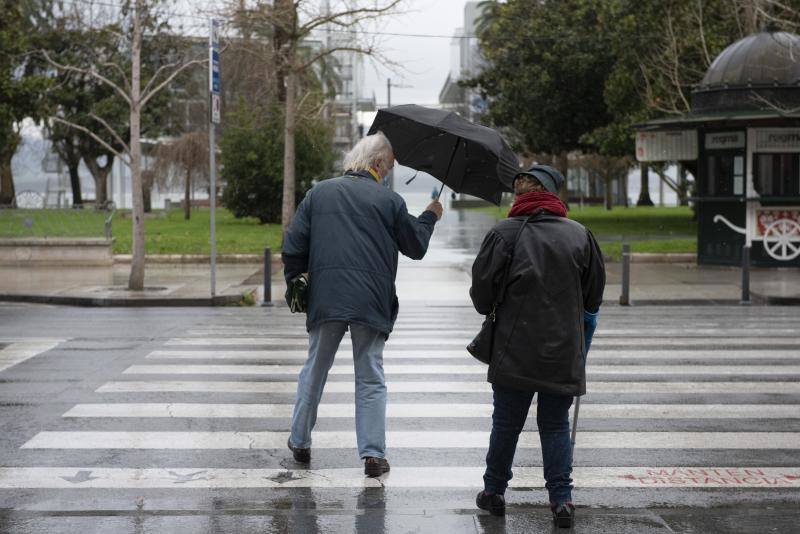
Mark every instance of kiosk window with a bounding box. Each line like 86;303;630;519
706;154;743;196
754;154;800;196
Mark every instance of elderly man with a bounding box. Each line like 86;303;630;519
470;164;605;528
282;132;443;477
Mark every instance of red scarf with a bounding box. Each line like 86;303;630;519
508;191;568;218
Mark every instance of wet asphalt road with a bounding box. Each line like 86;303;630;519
1;302;800;534
1;205;800;532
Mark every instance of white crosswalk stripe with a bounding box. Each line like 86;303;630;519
95;380;800;394
21;430;800;449
121;363;800;376
146;348;800;360
63;403;800;419
165;336;800;346
9;308;800;497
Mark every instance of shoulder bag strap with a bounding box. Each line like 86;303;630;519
489;210;541;319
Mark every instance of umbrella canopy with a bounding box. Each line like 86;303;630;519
367;105;520;205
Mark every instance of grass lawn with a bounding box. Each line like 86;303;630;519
0;208;109;238
0;207;282;255
112;208;282;254
473;205;697;260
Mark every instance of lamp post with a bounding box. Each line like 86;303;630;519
386;78;412;108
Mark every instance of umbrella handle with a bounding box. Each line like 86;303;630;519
436;136;461;202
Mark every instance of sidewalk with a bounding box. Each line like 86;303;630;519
1;256;799;306
0;262;264;306
605;262;800;305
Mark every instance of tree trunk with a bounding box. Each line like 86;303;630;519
555;151;569;202
0;147;15;206
128;0;145;290
67;158;83;207
677;163;689;206
281;68;297;232
636;162;654;206
143;171;152;213
621;169;629;207
184;167;191;220
604;174;613;211
84;154;112;207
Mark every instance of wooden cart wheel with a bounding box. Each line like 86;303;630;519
763;218;800;261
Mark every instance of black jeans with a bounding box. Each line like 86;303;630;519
483;384;574;505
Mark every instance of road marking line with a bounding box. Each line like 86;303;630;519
186;328;800;337
96;380;800;394
21;431;800;450
165;337;800;347
146;349;800;361
62;403;800;419
0;339;63;373
0;466;797;489
121;364;800;376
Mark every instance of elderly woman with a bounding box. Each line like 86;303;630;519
282;132;443;477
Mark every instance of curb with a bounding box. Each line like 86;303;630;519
630;253;697;263
0;291;252;307
113;254;281;265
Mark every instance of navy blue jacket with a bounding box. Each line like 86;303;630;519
282;170;438;335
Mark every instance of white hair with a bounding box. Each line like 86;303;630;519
342;131;394;171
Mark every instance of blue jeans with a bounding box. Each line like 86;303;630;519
483;384;574;504
290;321;387;458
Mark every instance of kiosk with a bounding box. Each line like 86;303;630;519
636;31;800;267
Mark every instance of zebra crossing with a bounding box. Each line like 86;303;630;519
4;305;800;499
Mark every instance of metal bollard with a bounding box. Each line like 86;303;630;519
620;243;631;306
741;244;750;305
262;247;274;307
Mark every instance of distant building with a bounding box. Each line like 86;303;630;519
438;1;486;121
319;35;376;165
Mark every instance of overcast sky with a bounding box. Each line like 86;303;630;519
362;0;471;107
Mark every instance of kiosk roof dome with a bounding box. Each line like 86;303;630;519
692;31;800;112
699;31;800;89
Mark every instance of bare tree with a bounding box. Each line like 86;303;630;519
42;0;206;289
224;0;402;232
579;153;633;211
152;131;210;220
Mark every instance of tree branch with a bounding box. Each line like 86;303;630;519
295;44;374;72
51;117;130;165
89;112;130;154
298;0;402;36
40;49;132;106
99;61;131;93
140;58;207;107
141;59;184;98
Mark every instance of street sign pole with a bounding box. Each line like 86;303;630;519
209;19;221;300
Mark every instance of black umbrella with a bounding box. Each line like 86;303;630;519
367;105;519;205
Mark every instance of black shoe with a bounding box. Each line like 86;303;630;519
364;456;390;477
476;490;505;516
287;438;310;463
551;502;575;528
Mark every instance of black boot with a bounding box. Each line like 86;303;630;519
551;502;575;528
476;490;505;516
364;456;390;477
287;438;310;463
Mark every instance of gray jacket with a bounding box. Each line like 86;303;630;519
283;170;438;335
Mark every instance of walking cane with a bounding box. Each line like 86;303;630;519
570;396;581;453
